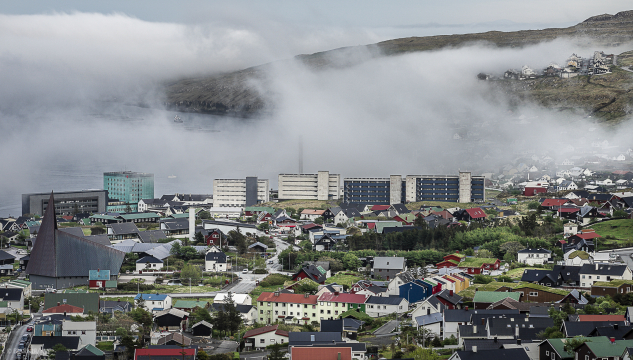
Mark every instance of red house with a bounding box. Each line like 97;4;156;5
457;258;501;274
464;208;487;221
292;264;326;284
203;229;224;246
524;185;548;196
88;269;111;289
435;252;464;269
541;198;570;210
393;213;415;225
257;212;273;224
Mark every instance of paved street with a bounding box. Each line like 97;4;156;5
373;320;399;335
6;321;29;360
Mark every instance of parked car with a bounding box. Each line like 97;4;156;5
26;326;33;332
242;269;248;273
17;342;25;350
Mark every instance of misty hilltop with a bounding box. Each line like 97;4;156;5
164;10;633;120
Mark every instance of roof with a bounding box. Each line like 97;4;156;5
459;257;498;268
542;199;570;207
248;242;268;250
173;300;209;309
136;255;163;264
120;213;160;221
317;292;367;304
243;325;289;338
517;248;551;254
414;312;443;325
88;269;110;281
257;292;318;304
134;293;170;301
31;336;81;349
465;207;487;219
191;320;213;329
366;295;406;305
580;264;629;276
436;289;463;305
583;339;633;357
137;230;168;243
453;348;530;360
26;193;126;278
578;315;626;322
43;304;84;314
0;250;15;262
211;303;253;314
107;223;140;235
473;291;521;304
563;321;626;337
290;347;352;360
205;251;227;263
154;308;189;319
44;293;100;313
288;332;342;345
83;235;112;246
373;257;406;270
463;339;517;351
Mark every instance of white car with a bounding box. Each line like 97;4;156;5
242;269;248;273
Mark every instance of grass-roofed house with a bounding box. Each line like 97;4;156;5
26;193;126;290
472;291;521;309
592;280;633;297
458;257;500;275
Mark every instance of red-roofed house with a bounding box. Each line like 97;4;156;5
431;210;454;221
577;314;625;322
290;347;352;360
464;208;487;221
42;304;85;316
317;292;368;316
256;292;319;324
524;182;549;196
435;253;464;269
300;209;326;221
568;232;602;243
243;325;289;350
541;199;571;210
135;348;196;360
371;205;390;211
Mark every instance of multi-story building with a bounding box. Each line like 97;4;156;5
22;190;107;216
278;171;340;200
256;292;318;325
344;172;484;204
104;171;154;212
213;177;269;207
317;292;368;320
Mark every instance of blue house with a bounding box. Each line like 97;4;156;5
399;280;431;304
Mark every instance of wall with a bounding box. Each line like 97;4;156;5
458;172;472;203
246;332;288;350
22;190;107;216
511;287;565;303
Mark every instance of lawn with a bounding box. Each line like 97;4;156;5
324;273;364;288
592;219;633;241
96;342;114;351
486;189;502;200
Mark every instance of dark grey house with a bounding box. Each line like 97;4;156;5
372;257;406;280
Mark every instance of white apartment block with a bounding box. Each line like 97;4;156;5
213;177;269;207
278;171;340;200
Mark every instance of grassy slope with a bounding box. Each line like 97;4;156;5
592;219;633;240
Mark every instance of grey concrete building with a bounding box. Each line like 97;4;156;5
213;178;269;207
278;171;340;200
22;190;107;216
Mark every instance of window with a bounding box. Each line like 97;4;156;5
546;351;550;356
551;353;555;360
275;311;278;315
260;339;265;343
260;310;263;314
529;292;538;296
82;331;86;335
320;310;324;314
311;335;315;341
312;313;315;317
270;339;275;343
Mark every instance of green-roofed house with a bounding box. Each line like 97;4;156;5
436;252;465;269
374;221;402;234
577;338;633;360
457;257;501;274
245;207;275;217
90;214;122;225
473;291;520;309
120;212;161;223
539;337;606;360
511;283;571;303
173;300;210;311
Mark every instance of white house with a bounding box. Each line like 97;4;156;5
564;222;579;236
62;320;97;347
386;272;415;296
243;325;289;351
205;250;228;272
414;312;443;337
136;255;164;272
410;296;445;320
214;292;252;306
134;293;172;313
579;264;633;287
557;180;578;192
300;209;325;221
564;250;592;266
517;248;552;265
365;296;408;318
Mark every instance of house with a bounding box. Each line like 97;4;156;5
410;296;446;319
436;289;463;309
211;303;258;325
510;284;570;303
257;291;319;325
592;280;633;297
198;228;224;247
472;291;521;310
541;199;571;210
458;258;501;275
579;264;633;287
292;264;327;284
320;318;364;341
153;331;193;346
313;234;338;251
62;320;97;347
248;242;268;253
191;320;213;337
134;293;172;312
173;300;209;311
436;253;465;269
399;280;431;304
99;299;133;314
574;337;633;360
88;270;113;289
565;250;592;266
204;250;228;272
137;230;168;243
44;293;99;314
558;180;578;192
106;223;140;241
300;209;326;221
317;292;368;319
517;248;552;265
414;312;443;336
55;344;106;360
461;208;488;221
31;336;81;358
564;222;579;236
136;255;164;272
386;272;416;296
372;257;406;281
42;304;85;317
243;324;289;350
153;308;188;331
364;295;408;318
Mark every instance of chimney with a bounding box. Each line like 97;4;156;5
465;306;469;311
517;339;521;345
274;291;280;297
494;336;497;343
596;263;599;270
481;318;485;325
473;325;477;333
57;302;60;306
610;337;616;344
615;324;619;330
304;293;309;298
472;346;477;353
450;290;453;296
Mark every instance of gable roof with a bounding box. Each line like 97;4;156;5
205;251;227;263
453;348;530;360
44;293;100;313
580;264;628;276
473;291;521;303
317;292;367;304
137;230;168;243
465;207;487;219
31;336;81;349
373;257;405;270
137;255;163;264
243;325;289;338
42;304;84;314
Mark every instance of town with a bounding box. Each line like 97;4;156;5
2;165;633;360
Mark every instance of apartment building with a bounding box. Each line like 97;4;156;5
213;177;269;207
278;171;340;200
256;292;319;325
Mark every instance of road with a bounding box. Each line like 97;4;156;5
6;321;29;360
373;320;399;335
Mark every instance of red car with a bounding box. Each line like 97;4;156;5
26;327;33;332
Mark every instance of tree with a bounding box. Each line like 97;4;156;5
189;306;213;326
342;253;362;270
52;344;67;352
210;292;243;334
410;347;440;360
537;326;564;340
476;249;494;258
129;308;153;335
500;241;523;260
90;226;105;235
194;232;205;244
197;350;210;360
121;334;141;359
180;246;199;260
548;307;568;328
564;337;590;353
614;210;628;218
267;344;285;360
125;205;133;214
170;241;182;257
258;223;270;231
199;211;211;219
314;217;324;225
180;263;202;283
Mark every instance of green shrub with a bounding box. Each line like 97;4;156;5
258;274;291;288
252;269;268;274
